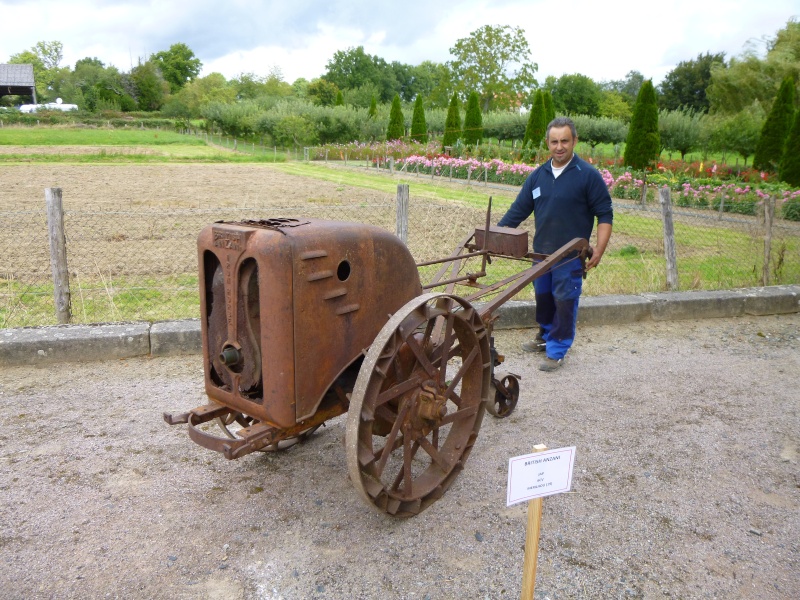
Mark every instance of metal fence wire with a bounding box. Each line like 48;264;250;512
1;191;798;328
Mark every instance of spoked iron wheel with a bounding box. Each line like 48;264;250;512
214;412;320;452
487;373;520;418
346;293;491;517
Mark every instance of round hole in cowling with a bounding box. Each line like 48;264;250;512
337;260;351;281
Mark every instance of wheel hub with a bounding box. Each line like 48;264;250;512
417;380;448;420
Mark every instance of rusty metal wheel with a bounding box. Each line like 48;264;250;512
487;372;519;418
214;412;320;451
345;293;491;517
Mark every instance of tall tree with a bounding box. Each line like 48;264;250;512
410;95;428;143
551;73;602;116
262;67;293;97
463;91;483;145
779;110;800;185
164;72;235;118
601;70;645;106
623;79;661;169
386;94;405;141
368;95;378;118
291;78;309;97
129;59;169;111
151;43;202;93
8;40;64;102
393;61;448;103
659;52;726;113
442;92;462;148
324;46;399;102
448;25;537;112
707;18;800;114
753;75;796;171
335;90;345;106
599;91;632;121
231;69;291;100
523;89;547;148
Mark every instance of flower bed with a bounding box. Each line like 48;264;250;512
397;155;536;187
309;143;800;221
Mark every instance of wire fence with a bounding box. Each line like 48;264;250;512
2;186;798;329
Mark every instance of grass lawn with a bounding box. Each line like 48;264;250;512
2;126;797;327
0;127;286;162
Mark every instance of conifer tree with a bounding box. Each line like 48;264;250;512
523;90;546;148
368;95;377;119
754;75;796;172
544;90;555;124
386;94;405;141
335;90;344;106
463;91;483;146
442;93;462;148
410;95;428;143
779;109;800;186
623;79;661;169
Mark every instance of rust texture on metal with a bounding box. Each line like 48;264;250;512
196;217;422;430
473;225;530;259
165;201;593;517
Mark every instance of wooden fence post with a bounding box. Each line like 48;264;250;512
762;195;775;286
396;184;409;244
659;187;679;291
46;188;71;324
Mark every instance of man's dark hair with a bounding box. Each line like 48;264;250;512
546;117;577;140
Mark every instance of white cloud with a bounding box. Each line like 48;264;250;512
0;0;796;86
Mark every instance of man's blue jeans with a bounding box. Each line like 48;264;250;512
534;259;583;360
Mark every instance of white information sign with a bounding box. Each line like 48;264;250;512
506;446;576;507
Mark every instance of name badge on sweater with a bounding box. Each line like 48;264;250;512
532;187;541;199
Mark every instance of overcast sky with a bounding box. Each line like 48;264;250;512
1;0;797;87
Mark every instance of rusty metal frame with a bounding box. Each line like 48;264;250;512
168;199;593;471
417;198;591;323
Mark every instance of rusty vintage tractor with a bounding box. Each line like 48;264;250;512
165;205;590;517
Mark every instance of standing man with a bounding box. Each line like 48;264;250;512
498;117;613;372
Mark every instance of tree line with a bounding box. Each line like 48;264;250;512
2;20;798;180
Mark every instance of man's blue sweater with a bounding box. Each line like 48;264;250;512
498;154;613;254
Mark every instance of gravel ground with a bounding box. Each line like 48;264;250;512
1;315;799;600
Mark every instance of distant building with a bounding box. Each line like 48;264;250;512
0;64;37;103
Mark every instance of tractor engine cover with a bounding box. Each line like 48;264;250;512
197;217;423;429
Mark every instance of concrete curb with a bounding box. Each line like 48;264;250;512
1;286;798;367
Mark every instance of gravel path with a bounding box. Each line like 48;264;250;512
1;315;798;599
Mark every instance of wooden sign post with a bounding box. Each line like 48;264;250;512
520;444;547;600
507;444;576;600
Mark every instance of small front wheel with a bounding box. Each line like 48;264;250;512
487;372;519;418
